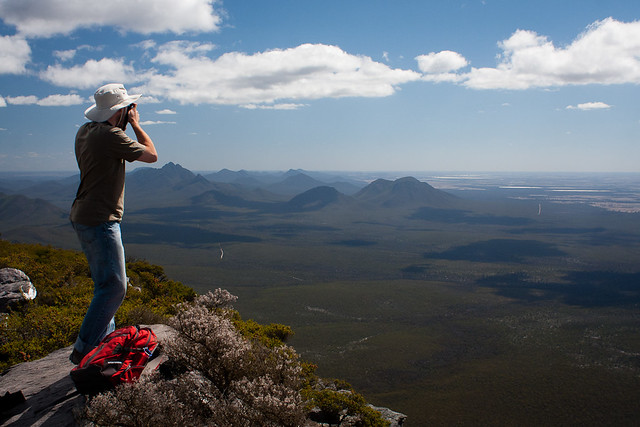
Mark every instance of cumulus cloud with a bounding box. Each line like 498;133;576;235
416;51;470;83
53;49;76;61
566;101;611;110
156;109;177;115
37;94;84;106
4;93;84;106
0;0;222;37
40;58;138;89
5;95;38;105
460;17;640;89
140;120;176;125
0;35;31;74
0;96;6;107
241;103;308;110
416;50;469;73
142;42;421;105
135;40;158;51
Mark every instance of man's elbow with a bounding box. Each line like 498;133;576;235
138;150;158;163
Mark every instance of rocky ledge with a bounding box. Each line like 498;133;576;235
0;324;406;426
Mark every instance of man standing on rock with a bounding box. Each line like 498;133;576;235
69;83;158;364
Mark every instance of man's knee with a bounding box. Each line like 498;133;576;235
98;273;127;301
114;275;128;300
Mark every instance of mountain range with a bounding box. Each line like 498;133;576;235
0;163;459;226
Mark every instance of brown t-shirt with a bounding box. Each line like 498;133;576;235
70;122;145;226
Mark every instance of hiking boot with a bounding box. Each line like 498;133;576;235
69;348;84;365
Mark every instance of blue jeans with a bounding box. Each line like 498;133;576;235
72;221;127;356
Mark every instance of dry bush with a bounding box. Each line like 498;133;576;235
80;289;306;427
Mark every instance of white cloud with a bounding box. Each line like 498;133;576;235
5;95;38;105
53;49;76;61
241;103;308;110
0;35;31;74
37;94;84;106
134;40;158;51
0;96;6;107
138;95;161;104
416;50;468;73
40;58;138;89
157;40;216;56
4;93;84;106
421;72;467;84
459;18;640;89
156;109;177;115
139;120;176;125
566;101;611;110
142;42;421;105
0;0;222;37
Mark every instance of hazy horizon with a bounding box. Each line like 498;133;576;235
2;166;640;177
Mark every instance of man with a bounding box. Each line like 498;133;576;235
69;83;158;364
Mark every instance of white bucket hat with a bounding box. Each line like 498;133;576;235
84;83;141;122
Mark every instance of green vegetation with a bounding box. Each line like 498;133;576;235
120;260;197;325
0;240;195;371
238;280;640;425
302;378;390;427
3;170;640;424
0;240;390;426
151;195;635;426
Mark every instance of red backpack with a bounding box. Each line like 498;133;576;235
70;325;159;395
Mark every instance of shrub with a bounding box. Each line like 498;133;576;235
81;289;390;427
1;241;390;425
81;290;307;426
303;379;391;427
232;316;295;348
0;241;195;371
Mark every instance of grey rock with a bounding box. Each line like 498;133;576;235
0;268;37;313
0;345;84;426
0;323;406;426
0;324;175;427
369;404;408;426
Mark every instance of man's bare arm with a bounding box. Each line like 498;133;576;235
128;105;158;163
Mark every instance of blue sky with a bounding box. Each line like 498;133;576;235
1;0;639;173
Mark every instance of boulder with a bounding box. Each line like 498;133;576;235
0;268;37;313
369;405;407;426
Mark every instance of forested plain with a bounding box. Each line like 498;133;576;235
1;166;639;425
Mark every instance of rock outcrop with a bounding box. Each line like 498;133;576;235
0;324;406;426
0;324;175;426
0;344;84;426
0;268;37;313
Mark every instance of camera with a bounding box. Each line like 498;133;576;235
118;104;135;130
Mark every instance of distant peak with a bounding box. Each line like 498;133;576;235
395;176;420;183
162;162;183;170
355;176;455;207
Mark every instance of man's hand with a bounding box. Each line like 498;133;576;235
127;103;140;127
127;104;158;163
